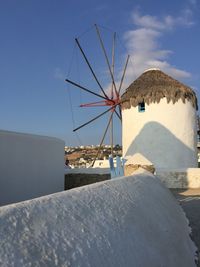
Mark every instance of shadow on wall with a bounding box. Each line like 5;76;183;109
125;121;197;170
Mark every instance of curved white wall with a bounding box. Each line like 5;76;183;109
0;130;65;206
122;99;198;169
0;170;196;267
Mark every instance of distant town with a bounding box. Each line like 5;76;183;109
65;142;200;169
65;144;122;168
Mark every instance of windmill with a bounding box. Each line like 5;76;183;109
65;24;130;167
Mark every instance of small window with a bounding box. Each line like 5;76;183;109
138;102;145;112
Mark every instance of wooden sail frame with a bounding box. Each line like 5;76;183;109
65;24;130;165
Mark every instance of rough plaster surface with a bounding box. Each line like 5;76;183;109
122;98;198;169
0;130;65;206
0;170;197;267
157;168;200;188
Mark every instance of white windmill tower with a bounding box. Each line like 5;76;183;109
121;68;198;172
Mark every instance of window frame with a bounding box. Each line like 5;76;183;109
138;102;145;112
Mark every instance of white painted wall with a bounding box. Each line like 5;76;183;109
0;170;196;267
92;158;117;168
0;130;65;206
122;98;198;169
157;168;200;188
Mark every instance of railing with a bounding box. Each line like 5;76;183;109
109;155;125;178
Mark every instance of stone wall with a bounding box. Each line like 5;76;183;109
65;173;110;190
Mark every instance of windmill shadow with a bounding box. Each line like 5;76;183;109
125;121;197;177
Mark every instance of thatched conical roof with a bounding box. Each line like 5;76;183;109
121;69;198;110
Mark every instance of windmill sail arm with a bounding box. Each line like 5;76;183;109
114;108;121;120
80;99;116;107
75;38;109;99
91;111;114;167
118;55;130;95
65;79;108;101
95;24;118;98
73;104;118;132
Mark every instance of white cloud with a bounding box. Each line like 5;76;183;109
132;13;167;30
117;9;194;90
132;9;194;30
188;0;197;6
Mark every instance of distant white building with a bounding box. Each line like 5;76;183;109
92;157;117;168
92;159;109;168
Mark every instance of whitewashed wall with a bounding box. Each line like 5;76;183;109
0;130;65;206
157;168;200;188
0;170;196;267
122;98;198;169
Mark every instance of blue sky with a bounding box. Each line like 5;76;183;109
0;0;199;146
